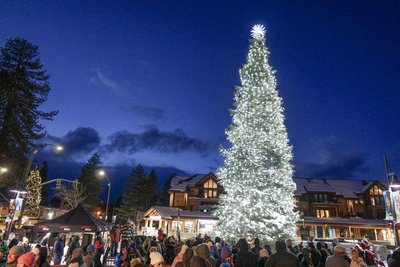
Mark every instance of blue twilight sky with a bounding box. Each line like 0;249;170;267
1;1;400;188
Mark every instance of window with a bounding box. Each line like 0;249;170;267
152;220;160;228
316;209;330;218
369;185;384;206
313;193;328;203
203;179;218;198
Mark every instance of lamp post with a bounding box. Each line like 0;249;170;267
98;169;111;221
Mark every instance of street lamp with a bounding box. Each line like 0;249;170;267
97;169;111;221
0;167;8;175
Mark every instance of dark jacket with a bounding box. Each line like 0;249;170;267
53;238;65;257
194;244;217;267
234;239;258;267
265;240;300;267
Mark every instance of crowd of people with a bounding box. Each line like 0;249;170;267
1;224;400;267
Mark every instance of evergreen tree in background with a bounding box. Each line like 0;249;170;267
39;161;49;206
78;153;102;209
158;173;175;206
214;25;298;242
145;169;158;210
24;168;42;217
0;38;58;188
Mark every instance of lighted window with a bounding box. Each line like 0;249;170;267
316;209;330;218
203;179;218;198
369;185;384;206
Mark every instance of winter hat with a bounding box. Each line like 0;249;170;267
86;244;96;253
150;251;164;265
259;249;269;258
334;245;346;256
220;246;232;260
22;237;29;243
8;245;24;257
18;252;36;267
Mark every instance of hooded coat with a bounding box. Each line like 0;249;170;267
265;240;300;267
194;244;217;267
234;239;258;267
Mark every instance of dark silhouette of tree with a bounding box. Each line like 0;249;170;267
39;161;49;206
0;38;58;188
78;153;102;209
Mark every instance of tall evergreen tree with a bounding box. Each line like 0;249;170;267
157;173;175;206
24;168;42;217
214;25;298;242
78;153;102;209
115;164;147;222
39;161;49;205
145;169;158;210
0;38;58;187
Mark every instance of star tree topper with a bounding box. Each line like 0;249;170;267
251;24;266;40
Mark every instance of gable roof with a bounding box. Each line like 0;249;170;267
170;173;216;192
294;178;387;198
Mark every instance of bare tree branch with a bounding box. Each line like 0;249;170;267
55;184;86;210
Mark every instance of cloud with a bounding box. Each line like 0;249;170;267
90;68;129;96
294;137;368;178
47;127;101;156
130;104;166;120
106;126;210;154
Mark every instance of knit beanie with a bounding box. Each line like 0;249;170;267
150;251;164;265
18;252;36;267
220;246;232;260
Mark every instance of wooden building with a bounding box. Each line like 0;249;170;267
141;173;393;242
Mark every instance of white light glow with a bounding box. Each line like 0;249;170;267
251;24;266;40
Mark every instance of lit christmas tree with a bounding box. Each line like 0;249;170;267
215;25;298;242
24;168;42;217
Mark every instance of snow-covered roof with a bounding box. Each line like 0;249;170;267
294;178;387;198
170;173;215;192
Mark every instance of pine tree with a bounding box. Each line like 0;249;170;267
145;169;158;210
115;164;147;222
0;38;58;187
78;153;102;209
24;168;42;217
214;25;298;242
39;161;49;206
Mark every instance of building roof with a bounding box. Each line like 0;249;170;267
293;178;387;198
170;173;214;192
143;206;218;220
301;216;389;227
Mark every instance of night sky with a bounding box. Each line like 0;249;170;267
1;1;400;198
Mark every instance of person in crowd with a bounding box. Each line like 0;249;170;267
286;239;299;255
171;244;188;267
257;249;269;267
307;242;320;267
110;225;121;257
388;248;400;267
266;240;300;267
157;229;164;243
262;244;272;259
5;245;24;267
53;234;66;265
191;255;207;267
359;240;377;266
206;240;219;261
130;257;143;267
251;238;262;257
316;242;328;267
164;236;177;264
350;247;366;267
65;235;80;265
17;251;37;267
195;234;203;246
301;248;314;267
94;232;105;267
324;243;333;255
83;244;96;267
325;245;350;267
127;242;142;265
233;238;257;267
180;248;194;267
121;223;134;251
37;247;50;267
67;248;85;267
8;239;19;251
21;238;31;254
150;249;164;267
219;246;233;267
194;243;217;267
